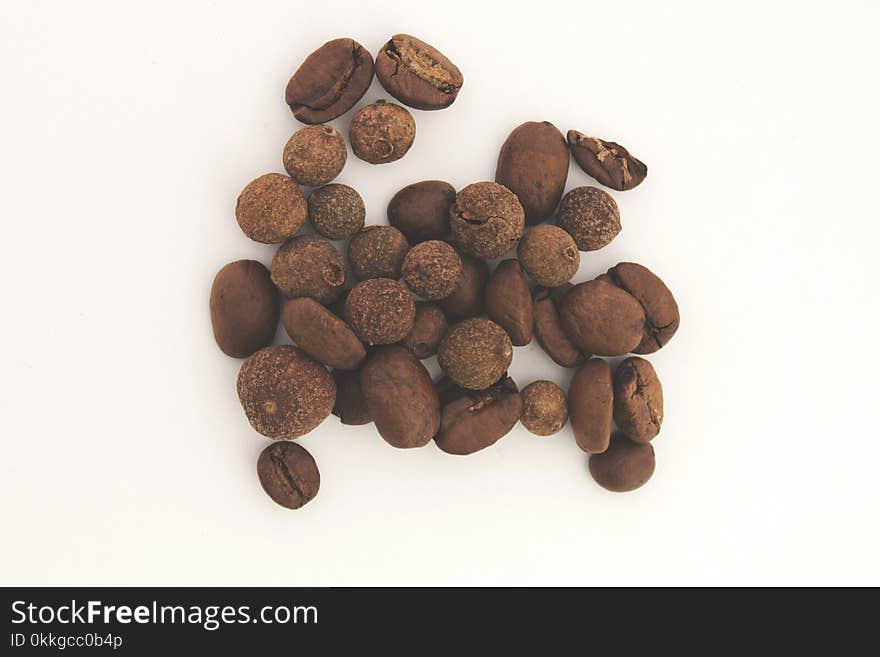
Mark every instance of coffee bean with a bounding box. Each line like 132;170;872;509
344;278;415;345
281;297;365;370
485;259;533;346
605;262;679;354
332;369;372;426
387;180;455;243
401;302;448;359
556;186;621;251
210;261;279;359
438;251;488;321
349;100;416;164
568;359;613;453
375;34;463;110
401;240;462;300
438;318;513;390
435;375;522;455
495;121;569;224
520;380;568;436
450;182;525;259
308;184;365;241
613;357;663;443
285;38;374;124
347;225;410;280
532;285;587;368
567;130;647;191
559;279;645;356
271;234;346;304
360;346;440;448
517;225;579;287
588;433;655;492
434;375;465;408
237;345;336;439
257;442;320;509
235;173;307;244
282;125;347;187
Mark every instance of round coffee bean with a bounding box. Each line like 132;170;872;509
401;302;448;359
235;173;307;244
257;442;320;509
344;278;415;345
347;226;410;280
568;359;613;454
387;180;455;243
283;124;347;187
375;34;463;110
438;252;489;321
210;260;279;358
520;380;568;436
485;259;533;346
401;240;462;300
605;262;679;354
332;369;372;426
556;186;621;251
589;433;655;492
438;318;513;390
435;375;522;455
517;225;579;287
567;130;647;191
349;100;415;164
532;285;586;368
450;182;525;259
613;357;663;443
281;297;365;370
271;235;346;304
308;184;365;241
559;279;645;356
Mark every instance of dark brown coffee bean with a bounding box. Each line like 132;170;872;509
349;100;415;164
495;121;569;224
589;433;655;492
308;184;365;240
438;252;488;321
257;442;320;509
605;262;680;354
347;225;410;280
435;375;522;455
237;345;336;439
568;359;613;454
282;125;347;187
434;375;465;407
210;260;279;359
401;240;462;300
438;318;513;390
520;380;568;436
332;369;372;425
450;182;525;259
613;357;663;443
375;34;463;111
285;38;374;124
271;234;346;304
559;279;645;356
235;173;307;244
485;259;533;346
401;303;448;359
344;278;415;345
360;346;440;448
281;297;365;370
387;180;455;243
517;225;579;287
532;286;587;368
567;130;647;191
556;186;621;251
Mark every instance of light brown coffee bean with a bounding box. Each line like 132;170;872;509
605;262;680;354
588;433;655;492
532;285;586;368
567;130;647;191
281;297;365;370
435;375;522;455
210;260;279;358
568;359;613;454
485;259;533;346
375;34;463;110
613;357;663;443
559;279;645;356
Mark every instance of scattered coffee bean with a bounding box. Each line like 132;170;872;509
567;130;647;191
344;278;415;345
450;181;525;259
401;302;448;359
495;121;569;224
257;441;321;509
520;380;568;436
435;375;522;455
401;240;462;300
517;225;579;287
605;262;679;354
438;318;513;390
271;234;346;303
331;369;372;426
485;259;533;346
347;225;410;280
588;433;655;492
210;260;280;358
438;251;489;321
360;346;440;448
283;125;347;187
349;100;416;164
613;357;663;443
533;285;587;368
285;38;374;124
556;186;621;251
281;297;366;370
237;345;336;439
387;180;455;243
568;359;613;453
308;184;365;240
375;34;463;110
235;173;307;244
559;279;645;356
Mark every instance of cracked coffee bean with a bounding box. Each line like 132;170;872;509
532;285;586;368
348;225;410;280
520;380;568;436
308;184;365;241
375;34;463;111
450;181;525;259
349;100;416;164
495;121;569;224
282;124;347;187
568;359;613;454
589;433;655;492
605;262;679;354
517;225;579;287
387;180;455;243
556;186;621;251
435;375;522;455
485;259;533;346
401;240;462;300
559;279;645;357
438;318;513;390
281;297;365;370
285;38;374;124
210;260;279;359
271;234;346;304
613;357;663;443
332;369;372;426
438;251;488;321
257;441;320;509
235;173;307;244
344;278;415;345
401;302;448;359
567;130;647;191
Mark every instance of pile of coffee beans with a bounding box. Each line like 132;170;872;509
209;34;680;509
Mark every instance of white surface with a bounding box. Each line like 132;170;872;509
1;0;878;586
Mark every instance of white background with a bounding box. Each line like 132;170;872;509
1;0;878;586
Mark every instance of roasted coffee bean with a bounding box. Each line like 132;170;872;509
567;130;647;191
237;345;336;440
450;181;525;259
235;173;307;244
281;297;365;370
588;433;655;492
375;34;463;110
257;441;320;509
559;279;645;356
349;100;416;164
434;375;465;407
485;259;533;346
438;252;489;321
332;369;372;425
613;357;663;443
271;234;346;303
533;285;587;368
495;121;569;224
605;262;679;354
568;359;613;454
344;278;415;345
360;346;440;448
435;375;522;455
401;240;462;300
347;225;410;280
401;302;448;359
438;318;513;390
285;38;374;124
387;180;455;243
210;260;279;359
308;184;365;241
517;225;579;287
520;380;568;436
283;124;347;187
556;186;621;251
